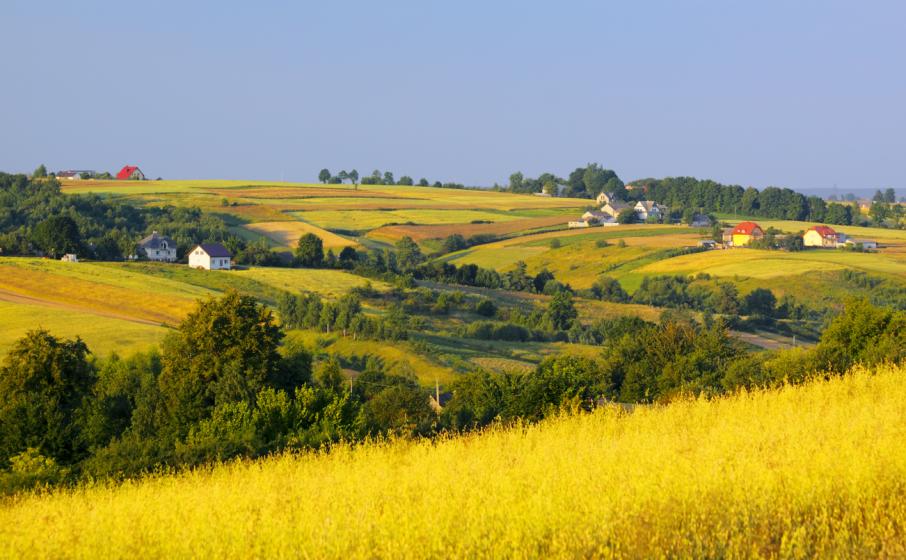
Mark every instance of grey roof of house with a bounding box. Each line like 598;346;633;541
138;231;175;250
198;243;232;258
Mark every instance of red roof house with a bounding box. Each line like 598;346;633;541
116;165;145;180
731;221;762;236
729;221;764;246
804;225;841;248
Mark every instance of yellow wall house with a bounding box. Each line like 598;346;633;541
730;221;764;246
803;225;840;248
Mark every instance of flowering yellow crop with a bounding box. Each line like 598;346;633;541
2;364;905;558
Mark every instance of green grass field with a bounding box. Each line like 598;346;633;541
292;209;530;231
0;300;167;357
286;331;457;385
0;258;390;359
639;247;906;279
61;181;589;253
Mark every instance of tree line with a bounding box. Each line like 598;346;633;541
317;168;465;189
0;173;263;262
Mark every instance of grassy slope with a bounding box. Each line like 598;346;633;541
638;247;906;278
3;365;904;558
0;300;167;357
443;225;708;290
286;331;458;385
0;258;386;357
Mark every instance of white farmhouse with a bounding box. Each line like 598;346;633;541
634;201;667;221
188;243;232;270
137;231;177;262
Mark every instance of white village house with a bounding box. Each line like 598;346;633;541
188;243;232;270
634;200;667;221
136;231;177;262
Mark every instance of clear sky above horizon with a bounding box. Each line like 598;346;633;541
2;1;904;191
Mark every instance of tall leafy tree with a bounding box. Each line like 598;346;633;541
0;330;94;465
31;216;81;257
158;292;284;432
318;169;331;183
543;289;578;331
395;236;423;271
295;233;324;267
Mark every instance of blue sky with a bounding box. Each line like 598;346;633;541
1;1;904;191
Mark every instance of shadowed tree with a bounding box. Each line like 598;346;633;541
0;330;94;466
295;233;324;267
31;216;81;258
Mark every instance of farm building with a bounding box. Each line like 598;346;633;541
729;221;764;247
137;231;177;262
691;214;713;227
60;254;78;262
188;243;232;270
601;201;631;219
803;225;841;248
582;210;612;223
844;239;878;250
634;201;667;221
116;165;145;180
56;170;95;180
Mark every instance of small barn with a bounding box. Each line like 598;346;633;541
188;243;232;270
116;165;145;180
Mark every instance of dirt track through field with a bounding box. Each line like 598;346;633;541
0;289;166;327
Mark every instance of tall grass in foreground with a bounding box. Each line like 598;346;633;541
2;365;906;559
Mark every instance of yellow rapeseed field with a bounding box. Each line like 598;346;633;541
2;365;905;558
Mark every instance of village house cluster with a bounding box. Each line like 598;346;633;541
568;191;671;228
702;221;878;250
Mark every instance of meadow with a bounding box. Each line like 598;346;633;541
2;364;903;558
0;300;167;357
638;246;906;279
0;258;386;356
242;221;357;249
443;225;706;290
